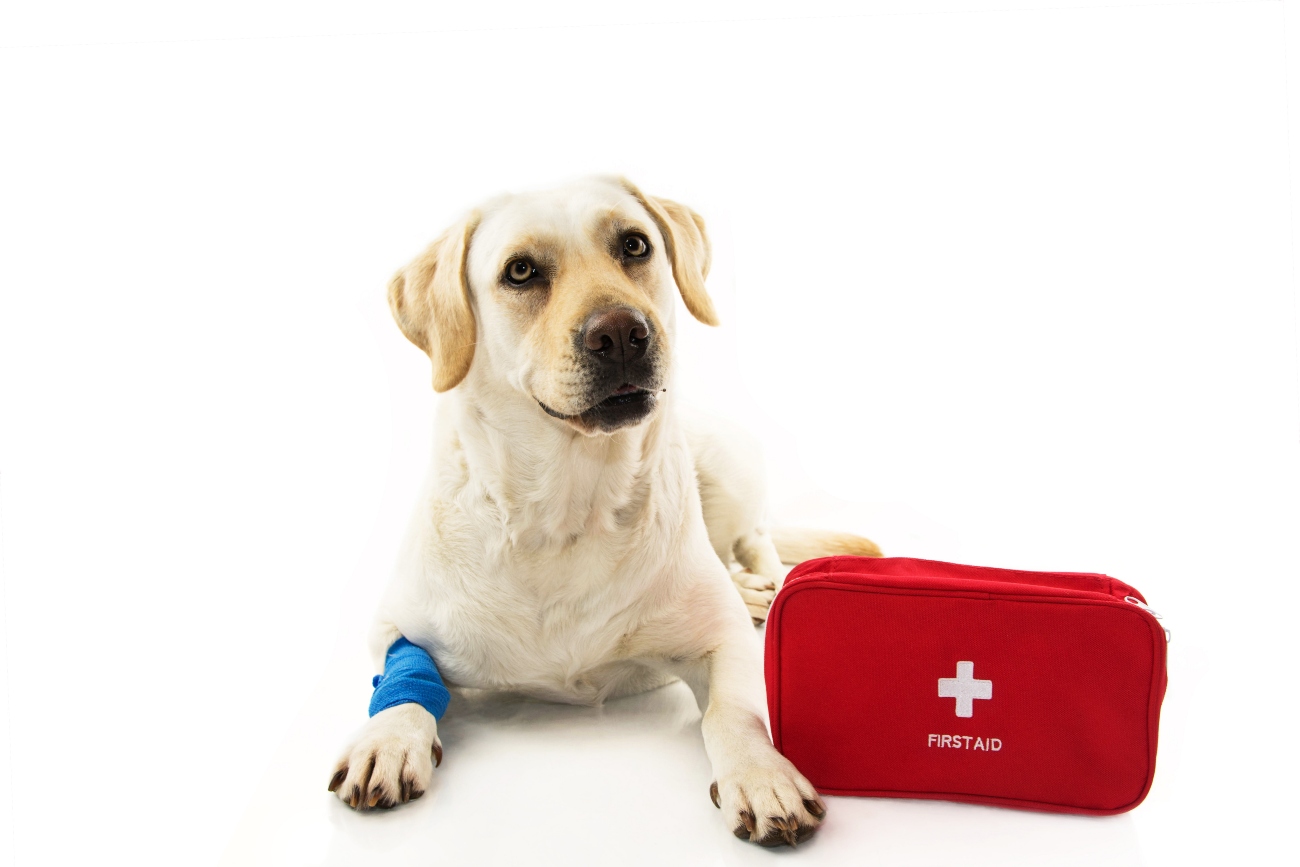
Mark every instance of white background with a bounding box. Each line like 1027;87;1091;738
2;1;1298;864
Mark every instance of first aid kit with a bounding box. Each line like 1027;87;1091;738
764;556;1168;815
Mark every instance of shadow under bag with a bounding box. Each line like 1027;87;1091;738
764;556;1168;815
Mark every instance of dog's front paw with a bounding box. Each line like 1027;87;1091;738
711;756;826;847
732;569;776;625
328;703;441;810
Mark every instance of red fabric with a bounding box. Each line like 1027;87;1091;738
764;556;1167;815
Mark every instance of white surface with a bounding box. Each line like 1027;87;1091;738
1;2;1298;865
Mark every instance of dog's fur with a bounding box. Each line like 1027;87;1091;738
329;176;880;847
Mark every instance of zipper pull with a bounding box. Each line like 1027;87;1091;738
1125;596;1171;643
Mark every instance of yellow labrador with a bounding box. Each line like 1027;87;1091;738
329;176;880;847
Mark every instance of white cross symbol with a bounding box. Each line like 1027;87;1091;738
938;661;993;718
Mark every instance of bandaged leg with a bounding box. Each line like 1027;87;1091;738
330;637;447;810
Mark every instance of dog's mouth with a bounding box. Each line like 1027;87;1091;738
600;382;651;406
537;383;659;432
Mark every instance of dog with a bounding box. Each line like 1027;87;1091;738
328;176;881;847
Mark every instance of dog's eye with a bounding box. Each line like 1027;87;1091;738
623;234;650;258
505;259;537;286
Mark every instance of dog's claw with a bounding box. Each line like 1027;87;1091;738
756;817;801;848
349;786;361;809
433;742;443;767
804;796;826;819
709;781;720;808
327;769;347;793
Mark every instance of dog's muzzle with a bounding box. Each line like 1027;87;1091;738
536;307;663;432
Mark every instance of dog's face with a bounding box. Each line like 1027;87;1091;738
388;177;718;434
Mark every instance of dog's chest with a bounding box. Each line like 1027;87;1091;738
385;405;701;703
404;534;671;702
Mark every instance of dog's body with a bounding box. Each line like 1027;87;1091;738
331;176;879;847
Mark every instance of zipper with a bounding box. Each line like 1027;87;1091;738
1125;596;1171;643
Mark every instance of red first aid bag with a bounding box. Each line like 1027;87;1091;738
764;556;1168;815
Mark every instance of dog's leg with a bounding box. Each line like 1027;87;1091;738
672;593;826;847
329;703;442;810
684;413;785;623
733;528;788;586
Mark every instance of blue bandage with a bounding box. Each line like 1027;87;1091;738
369;637;451;720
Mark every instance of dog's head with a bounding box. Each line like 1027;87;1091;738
387;176;718;434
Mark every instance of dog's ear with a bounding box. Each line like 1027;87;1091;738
387;213;480;392
619;179;720;326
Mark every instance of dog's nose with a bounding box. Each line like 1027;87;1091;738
581;308;651;363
